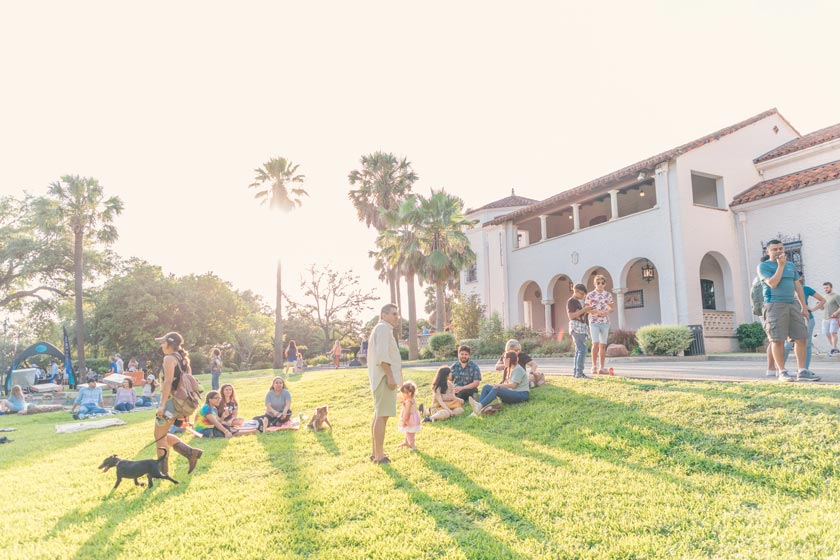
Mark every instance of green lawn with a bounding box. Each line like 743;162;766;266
3;368;840;559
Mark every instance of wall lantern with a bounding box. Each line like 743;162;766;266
641;260;655;283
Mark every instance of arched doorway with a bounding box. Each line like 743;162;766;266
620;258;662;330
517;281;545;331
699;252;734;311
548;274;575;334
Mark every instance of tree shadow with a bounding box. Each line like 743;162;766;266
42;438;218;558
461;383;812;497
381;462;529;560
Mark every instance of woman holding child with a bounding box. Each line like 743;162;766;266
469;351;529;416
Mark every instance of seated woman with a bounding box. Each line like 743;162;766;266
0;385;32;415
195;391;235;438
425;366;464;422
114;378;137;411
127;357;139;372
137;374;158;407
218;383;244;429
470;351;530;416
494;339;543;388
253;376;292;432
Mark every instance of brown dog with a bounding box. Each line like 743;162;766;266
306;405;332;431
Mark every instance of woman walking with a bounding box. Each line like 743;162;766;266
153;332;204;475
330;340;342;369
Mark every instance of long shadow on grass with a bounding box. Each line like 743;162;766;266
44;437;221;559
382;463;527;560
464;383;808;497
416;450;556;546
256;432;321;556
647;382;840;417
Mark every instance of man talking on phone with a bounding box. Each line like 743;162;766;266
758;239;819;382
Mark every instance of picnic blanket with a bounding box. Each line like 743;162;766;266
55;418;126;434
266;418;301;432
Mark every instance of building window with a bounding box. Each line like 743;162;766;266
466;264;477;283
691;172;723;208
700;279;716;310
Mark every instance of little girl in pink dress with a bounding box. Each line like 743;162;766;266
397;381;421;449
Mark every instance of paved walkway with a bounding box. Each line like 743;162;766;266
404;356;840;384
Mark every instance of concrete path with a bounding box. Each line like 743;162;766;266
404;356;840;384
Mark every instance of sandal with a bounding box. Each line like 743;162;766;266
599;369;608;375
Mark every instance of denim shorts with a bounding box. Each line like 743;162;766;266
589;322;610;344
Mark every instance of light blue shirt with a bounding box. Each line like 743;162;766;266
74;385;103;406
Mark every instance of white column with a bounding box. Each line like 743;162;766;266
542;299;555;336
613;288;626;330
539;215;548;242
572;204;581;231
609;189;619;221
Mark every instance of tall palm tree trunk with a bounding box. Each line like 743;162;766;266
435;280;446;332
73;230;86;373
388;267;397;304
406;272;418;360
273;259;284;369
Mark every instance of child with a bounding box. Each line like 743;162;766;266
397;381;421;449
294;352;305;374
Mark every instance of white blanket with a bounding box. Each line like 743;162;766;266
55;418;126;433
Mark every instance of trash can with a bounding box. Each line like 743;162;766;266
685;324;705;356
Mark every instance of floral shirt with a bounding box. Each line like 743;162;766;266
450;360;482;388
585;289;614;324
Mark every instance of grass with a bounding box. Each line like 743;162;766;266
3;368;840;559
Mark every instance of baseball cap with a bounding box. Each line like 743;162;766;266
147;374;155;381
155;332;184;346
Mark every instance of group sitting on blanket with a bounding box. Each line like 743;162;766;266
191;376;293;438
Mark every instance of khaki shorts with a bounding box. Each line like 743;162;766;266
372;376;397;417
763;302;808;341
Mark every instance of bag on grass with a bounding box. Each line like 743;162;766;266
170;354;203;418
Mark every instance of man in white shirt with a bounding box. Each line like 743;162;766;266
367;303;402;464
115;354;124;374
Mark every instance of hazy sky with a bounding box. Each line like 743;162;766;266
2;1;838;314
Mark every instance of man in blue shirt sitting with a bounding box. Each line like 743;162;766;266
758;239;819;382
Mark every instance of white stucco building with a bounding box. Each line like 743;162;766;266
462;109;840;353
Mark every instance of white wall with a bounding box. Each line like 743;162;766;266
757;139;840;180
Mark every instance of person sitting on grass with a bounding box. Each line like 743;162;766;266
253;376;292;432
218;383;244;430
71;375;107;420
0;385;32;415
113;378;137;412
470;351;530;416
137;374;157;407
195;391;235;438
424;366;464;422
495;339;543;388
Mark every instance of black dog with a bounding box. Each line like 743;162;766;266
98;448;179;490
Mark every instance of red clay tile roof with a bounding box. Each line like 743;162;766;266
731;159;840;206
753;122;840;163
468;189;538;213
486;108;784;226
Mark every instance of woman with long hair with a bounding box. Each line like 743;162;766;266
426;366;464;422
218;383;244;429
253;376;292;432
330;340;342;369
469;351;530;416
153;332;203;475
284;341;298;375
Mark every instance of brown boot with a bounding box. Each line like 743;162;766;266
173;441;203;474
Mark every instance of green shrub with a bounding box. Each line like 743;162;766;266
399;346;409;360
308;355;330;366
636;324;693;356
429;332;457;360
477;313;506;357
736;322;766;352
458;338;479;353
84;358;112;374
251;361;273;371
419;346;434;360
520;337;541;354
608;329;638;352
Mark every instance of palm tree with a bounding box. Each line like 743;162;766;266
249;157;307;369
416;190;477;332
377;196;425;359
34;176;123;373
348;152;418;304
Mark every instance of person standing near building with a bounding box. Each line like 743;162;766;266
567;283;593;379
759;240;819;382
782;273;824;369
585;275;614;375
367;304;402;465
821;282;840;356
